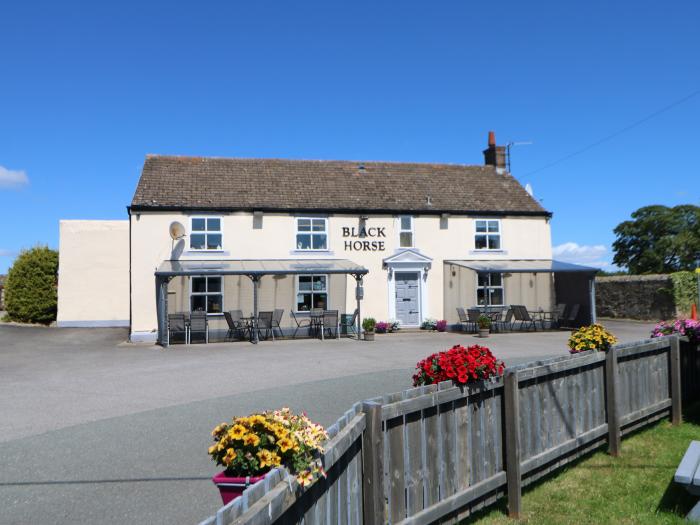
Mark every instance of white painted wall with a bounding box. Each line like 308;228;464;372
57;220;130;327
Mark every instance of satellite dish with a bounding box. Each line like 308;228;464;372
169;221;186;240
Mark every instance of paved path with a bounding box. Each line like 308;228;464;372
0;320;654;524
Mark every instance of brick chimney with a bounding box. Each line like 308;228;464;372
483;130;506;171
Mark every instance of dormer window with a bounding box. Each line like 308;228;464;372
190;217;222;251
474;219;501;250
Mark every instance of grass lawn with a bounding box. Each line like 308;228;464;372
471;402;700;524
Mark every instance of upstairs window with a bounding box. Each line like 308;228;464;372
399;216;414;248
477;273;504;306
296;275;328;311
475;219;501;250
296;218;327;250
190;217;222;250
190;276;223;314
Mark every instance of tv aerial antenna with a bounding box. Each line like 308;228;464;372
505;141;533;173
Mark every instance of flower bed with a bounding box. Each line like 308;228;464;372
412;344;504;386
650;318;700;344
567;324;617;353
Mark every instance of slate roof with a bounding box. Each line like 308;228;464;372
131;155;550;216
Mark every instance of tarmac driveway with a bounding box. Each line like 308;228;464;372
0;320;654;524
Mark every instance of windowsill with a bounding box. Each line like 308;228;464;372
289;250;335;256
469;249;508;255
183;250;231;257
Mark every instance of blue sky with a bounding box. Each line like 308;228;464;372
1;1;698;273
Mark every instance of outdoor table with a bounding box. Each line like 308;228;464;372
530;310;554;329
309;312;324;339
240;316;257;342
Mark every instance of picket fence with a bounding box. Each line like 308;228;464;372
199;335;700;525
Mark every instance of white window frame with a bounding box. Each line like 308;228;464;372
295;217;328;251
189;216;224;252
190;275;224;315
476;272;505;306
398;215;414;248
295;274;329;312
474;219;502;251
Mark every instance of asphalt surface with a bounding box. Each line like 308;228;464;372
0;320;655;525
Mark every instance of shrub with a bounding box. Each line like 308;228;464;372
477;315;492;330
651;319;700;345
568;324;617;353
420;318;437;330
4;246;59;324
375;321;389;334
387;320;401;332
208;408;327;486
670;271;697;316
436;320;447;332
362;317;376;332
412;344;505;386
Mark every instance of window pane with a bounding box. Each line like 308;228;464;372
296;234;311;250
207;295;223;313
488;235;501;250
490;288;504;305
312;276;327;291
400;216;412;230
207;218;221;231
192;277;207;293
487;221;499;233
297;219;311;232
313;293;328;309
207;234;222;250
399;232;413;247
192;218;206;231
298;276;312;291
475;235;487;249
477;289;487;305
489;273;502;286
191;295;207;312
312;233;327;250
190;234;206;250
475;220;487;233
297;293;312;311
207;277;222;293
311;219;326;232
478;273;489;286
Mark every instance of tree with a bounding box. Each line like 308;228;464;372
612;205;700;274
4;246;59;324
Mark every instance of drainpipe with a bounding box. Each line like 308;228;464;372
589;275;597;325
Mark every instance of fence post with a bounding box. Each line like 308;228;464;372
503;370;522;519
670;335;682;426
361;401;385;525
605;347;621;456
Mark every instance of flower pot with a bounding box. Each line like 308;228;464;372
478;328;490;338
364;332;375;341
212;471;266;505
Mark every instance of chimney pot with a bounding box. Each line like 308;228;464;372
488;131;496;147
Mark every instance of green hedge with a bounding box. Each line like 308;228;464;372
670;271;697;316
4;246;59;324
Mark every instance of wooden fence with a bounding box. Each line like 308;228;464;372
199;336;699;525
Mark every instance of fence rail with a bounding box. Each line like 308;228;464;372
199;335;700;525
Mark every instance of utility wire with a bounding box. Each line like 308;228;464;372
523;88;700;177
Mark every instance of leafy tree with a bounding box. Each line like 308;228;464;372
4;246;59;324
612;205;700;274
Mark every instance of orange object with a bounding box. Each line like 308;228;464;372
692;303;698;320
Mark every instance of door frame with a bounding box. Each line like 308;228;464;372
384;249;432;327
392;270;422;327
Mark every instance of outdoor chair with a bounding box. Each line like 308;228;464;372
493;308;513;333
256;311;275;341
167;313;188;344
339;309;359;336
322;310;339;339
512;305;538;331
224;311;244;341
561;304;580;328
456;307;475;333
189;311;208;343
271;308;284;338
551;303;567;328
290;311;311;339
466;308;481;333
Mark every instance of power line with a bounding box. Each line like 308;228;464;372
523;88;700;177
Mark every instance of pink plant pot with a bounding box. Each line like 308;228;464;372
212;471;267;505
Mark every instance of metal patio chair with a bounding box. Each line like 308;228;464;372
340;309;359;337
167;313;188;344
493;308;514;333
224;311;245;341
550;303;567;329
512;305;538;331
256;311;274;341
189;311;209;343
467;308;481;333
290;311;311;339
561;303;580;328
271;308;284;338
456;307;475;333
322;310;339;339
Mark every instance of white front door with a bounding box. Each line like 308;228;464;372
395;272;420;326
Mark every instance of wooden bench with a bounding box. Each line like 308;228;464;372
675;441;700;522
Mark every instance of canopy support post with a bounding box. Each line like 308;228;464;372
589;275;597;324
355;274;363;341
155;275;172;347
249;274;261;344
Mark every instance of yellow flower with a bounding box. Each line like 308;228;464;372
278;436;295;453
228;424;248;440
244;433;261;447
297;470;314;486
223;448;237;466
211;423;228;437
257;449;275;468
249;415;266;426
208;445;217;455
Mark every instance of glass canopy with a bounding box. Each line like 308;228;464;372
155;259;369;277
444;259;598;274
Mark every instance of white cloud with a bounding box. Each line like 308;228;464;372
0;166;29;188
552;242;614;269
0;249;15;257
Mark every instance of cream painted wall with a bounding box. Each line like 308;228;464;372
57;220;130;327
129;211;552;339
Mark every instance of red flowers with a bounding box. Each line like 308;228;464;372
412;344;505;386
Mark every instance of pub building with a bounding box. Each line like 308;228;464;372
57;132;597;344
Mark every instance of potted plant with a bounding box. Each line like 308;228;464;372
568;324;617;354
436;320;448;332
208;408;327;504
412;344;505;386
362;317;376;341
477;315;491;338
375;321;389;334
420;318;437;330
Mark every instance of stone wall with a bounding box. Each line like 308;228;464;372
595;274;675;320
